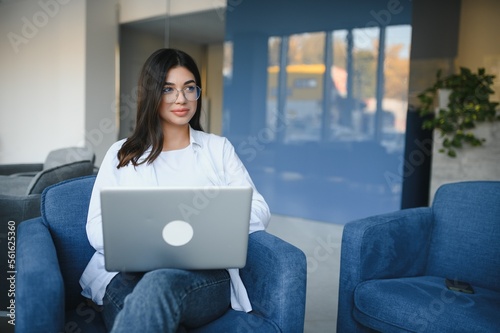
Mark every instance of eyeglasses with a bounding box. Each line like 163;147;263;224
161;85;201;103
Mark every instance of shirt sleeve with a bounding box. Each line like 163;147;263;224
222;138;271;233
86;142;121;253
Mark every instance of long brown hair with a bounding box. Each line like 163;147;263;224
117;48;204;168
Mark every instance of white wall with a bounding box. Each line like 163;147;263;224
0;0;86;164
0;0;118;165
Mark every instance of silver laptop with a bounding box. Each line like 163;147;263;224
100;186;253;272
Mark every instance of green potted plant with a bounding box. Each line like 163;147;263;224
417;67;500;157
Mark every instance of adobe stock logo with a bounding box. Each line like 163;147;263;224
7;0;72;54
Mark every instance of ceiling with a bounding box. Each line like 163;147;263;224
122;9;226;45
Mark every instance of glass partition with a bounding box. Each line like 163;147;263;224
224;0;413;223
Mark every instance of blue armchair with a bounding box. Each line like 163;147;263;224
337;181;500;332
16;176;307;333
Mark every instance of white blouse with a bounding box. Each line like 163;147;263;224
79;127;271;312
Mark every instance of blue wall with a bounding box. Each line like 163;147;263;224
223;0;413;223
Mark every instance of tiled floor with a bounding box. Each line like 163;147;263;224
1;215;343;333
267;215;344;333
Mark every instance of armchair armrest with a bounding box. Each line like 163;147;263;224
240;231;307;333
337;207;433;333
0;163;43;176
342;207;433;281
16;218;65;333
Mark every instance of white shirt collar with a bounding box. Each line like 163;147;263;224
189;125;203;152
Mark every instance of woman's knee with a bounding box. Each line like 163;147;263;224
140;269;229;292
133;269;231;309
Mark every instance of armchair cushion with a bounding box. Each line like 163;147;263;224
43;146;95;170
354;276;500;333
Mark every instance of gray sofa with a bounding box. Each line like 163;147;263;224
0;146;95;222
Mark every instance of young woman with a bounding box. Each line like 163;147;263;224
80;48;271;332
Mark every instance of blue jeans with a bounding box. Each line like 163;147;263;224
102;269;231;332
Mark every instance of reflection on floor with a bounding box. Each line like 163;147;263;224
245;140;403;224
253;167;401;224
267;214;344;333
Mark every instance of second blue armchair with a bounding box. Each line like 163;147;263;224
337;181;500;332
